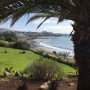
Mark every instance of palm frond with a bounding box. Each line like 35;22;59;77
26;14;44;24
0;0;89;27
37;17;51;29
57;18;63;24
27;13;54;29
11;6;36;26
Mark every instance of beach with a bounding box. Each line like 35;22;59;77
31;37;75;65
33;36;74;56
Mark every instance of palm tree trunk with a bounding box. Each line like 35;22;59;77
72;23;90;90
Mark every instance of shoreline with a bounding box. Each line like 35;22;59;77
31;42;75;66
33;35;74;56
29;36;75;66
34;41;74;56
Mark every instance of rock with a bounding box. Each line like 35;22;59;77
39;81;51;90
4;71;13;77
68;83;74;86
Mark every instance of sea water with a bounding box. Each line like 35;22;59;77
34;36;74;55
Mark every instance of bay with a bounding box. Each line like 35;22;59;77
34;36;74;55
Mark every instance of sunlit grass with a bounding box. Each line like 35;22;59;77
0;47;76;75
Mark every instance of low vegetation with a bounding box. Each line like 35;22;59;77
36;49;44;55
12;41;30;50
24;58;64;81
0;31;30;50
58;51;70;57
0;47;76;75
53;51;57;55
0;47;40;74
0;31;18;43
0;40;9;47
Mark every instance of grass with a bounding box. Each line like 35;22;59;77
0;40;9;44
0;47;76;75
60;63;76;75
0;47;40;74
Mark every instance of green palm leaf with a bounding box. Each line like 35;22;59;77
0;0;76;25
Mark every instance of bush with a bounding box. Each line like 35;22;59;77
2;31;18;43
13;41;30;50
4;50;7;53
58;52;70;60
22;50;26;54
53;51;57;54
43;53;50;58
0;41;8;47
58;51;70;57
20;50;26;54
37;50;44;55
24;58;64;81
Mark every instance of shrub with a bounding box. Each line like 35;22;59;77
53;51;57;54
43;52;50;58
2;31;18;43
4;50;7;53
0;41;8;47
24;58;64;81
22;50;26;54
58;51;70;57
13;41;30;50
37;50;44;55
19;50;26;54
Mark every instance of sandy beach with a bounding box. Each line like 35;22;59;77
34;41;74;56
31;42;75;65
33;36;74;57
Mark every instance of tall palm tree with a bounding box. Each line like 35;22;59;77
0;0;90;90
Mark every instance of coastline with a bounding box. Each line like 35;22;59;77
33;36;74;56
34;41;74;56
30;36;75;66
31;41;75;66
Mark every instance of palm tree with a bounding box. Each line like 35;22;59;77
0;0;90;90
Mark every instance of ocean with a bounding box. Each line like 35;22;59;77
34;36;74;55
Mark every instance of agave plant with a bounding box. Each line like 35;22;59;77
0;0;90;90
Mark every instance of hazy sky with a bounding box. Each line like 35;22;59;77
0;15;74;34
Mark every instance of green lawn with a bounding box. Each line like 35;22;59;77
0;47;76;75
60;63;76;75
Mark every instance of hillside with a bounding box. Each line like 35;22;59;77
0;47;76;75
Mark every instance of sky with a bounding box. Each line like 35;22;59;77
0;15;74;34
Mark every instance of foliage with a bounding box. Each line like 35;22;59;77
22;50;26;54
20;50;26;54
1;31;18;43
0;33;4;40
4;50;7;53
0;41;8;47
37;50;44;55
43;52;50;58
24;58;64;81
36;50;50;58
13;41;30;50
58;51;70;57
53;51;57;55
0;0;89;29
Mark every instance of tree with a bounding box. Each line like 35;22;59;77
1;31;18;43
13;41;30;50
0;0;90;90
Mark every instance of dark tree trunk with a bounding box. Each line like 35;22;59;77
72;23;90;90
